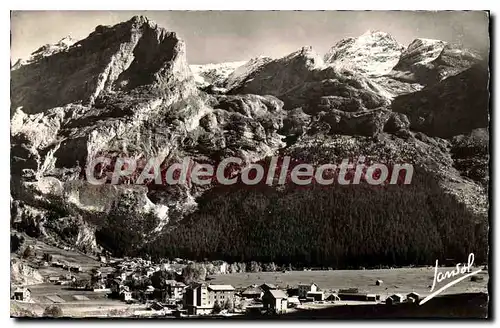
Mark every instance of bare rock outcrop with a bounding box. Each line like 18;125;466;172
227;46;324;98
391;64;489;138
388;39;483;86
11;259;44;286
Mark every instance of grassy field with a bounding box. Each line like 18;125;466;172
12;283;147;317
208;267;489;297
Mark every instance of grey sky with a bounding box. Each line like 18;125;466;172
11;11;489;64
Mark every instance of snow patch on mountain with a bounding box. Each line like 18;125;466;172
324;30;405;77
12;36;78;69
190;61;247;88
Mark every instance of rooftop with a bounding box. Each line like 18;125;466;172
242;286;263;294
266;289;287;299
208;285;235;291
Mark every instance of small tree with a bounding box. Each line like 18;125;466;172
223;298;234;312
22;246;34;259
43;305;63;318
250;261;262;273
181;263;207;284
263;262;277;272
151;269;176;289
10;234;24;253
212;300;222;314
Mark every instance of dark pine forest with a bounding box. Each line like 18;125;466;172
126;168;488;269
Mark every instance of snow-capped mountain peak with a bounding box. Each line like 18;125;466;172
324;30;405;77
12;35;78;69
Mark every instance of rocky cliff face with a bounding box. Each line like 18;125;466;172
11;259;44;286
391;63;489;138
11;16;193;115
11;17;490;256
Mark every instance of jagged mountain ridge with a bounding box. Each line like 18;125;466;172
11;16;489;257
387;38;483;86
11;15;193;115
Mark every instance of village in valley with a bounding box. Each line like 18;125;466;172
10;235;489;318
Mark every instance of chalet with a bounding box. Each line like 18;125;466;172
121;290;132;302
287;296;301;308
386;294;404;305
376;280;383;286
262;289;288;314
48;276;60;283
99;256;107;264
241;285;264;299
260;283;278;293
366;294;377;302
406;292;420;303
51;261;64;268
298;283;319;299
13;288;31;301
325;293;341;302
306;291;324;301
165;281;186;300
120;285;130;293
208;285;235;306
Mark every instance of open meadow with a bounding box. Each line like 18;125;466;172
208;267;489;298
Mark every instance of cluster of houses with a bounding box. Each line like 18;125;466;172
23;255;425;316
181;282;424;315
183;282;345;315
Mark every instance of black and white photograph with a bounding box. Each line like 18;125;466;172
9;10;491;319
